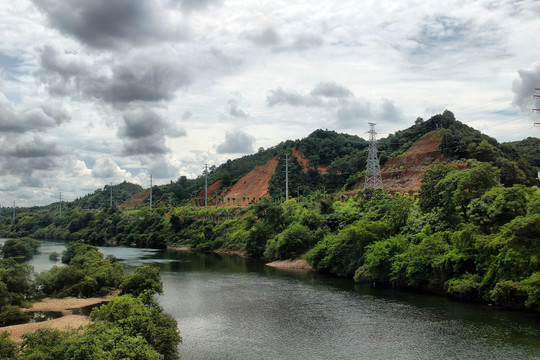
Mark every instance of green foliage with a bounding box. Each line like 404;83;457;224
120;265;163;297
1;237;40;261
0;331;17;360
506;137;540;168
264;222;312;260
307;220;385;277
17;304;177;360
0;304;30;326
36;243;123;298
440;120;538;186
90;295;180;360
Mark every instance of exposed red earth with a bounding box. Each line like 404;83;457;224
218;157;280;206
291;147;328;174
381;130;466;195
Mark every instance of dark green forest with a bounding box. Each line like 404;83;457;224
1;112;539;313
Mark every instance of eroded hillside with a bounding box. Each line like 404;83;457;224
381;130;466;194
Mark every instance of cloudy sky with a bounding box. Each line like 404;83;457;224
1;0;539;207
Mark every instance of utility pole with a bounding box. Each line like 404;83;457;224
204;164;208;207
59;192;62;216
150;174;153;209
12;201;15;224
534;88;540;112
284;154;289;201
364;123;384;190
110;182;113;207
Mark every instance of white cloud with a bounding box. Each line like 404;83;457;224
0;0;539;206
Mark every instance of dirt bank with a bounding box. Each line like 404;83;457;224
266;259;312;270
167;245;194;251
2;296;112;342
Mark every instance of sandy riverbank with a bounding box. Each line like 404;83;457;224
167;245;193;251
2;296;112;342
265;259;312;270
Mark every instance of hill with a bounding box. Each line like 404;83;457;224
11;110;540;211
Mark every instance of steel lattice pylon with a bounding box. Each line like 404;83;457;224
364;122;384;190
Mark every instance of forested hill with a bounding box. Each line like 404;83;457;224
506;137;540;170
153;110;539;207
9;110;540;212
2;111;540;312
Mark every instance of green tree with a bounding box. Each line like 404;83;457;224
120;265;163;298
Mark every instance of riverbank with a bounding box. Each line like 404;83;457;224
265;259;312;270
2;296;112;342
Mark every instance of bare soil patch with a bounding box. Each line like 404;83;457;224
266;259;312;270
220;157;279;206
2;296;112;342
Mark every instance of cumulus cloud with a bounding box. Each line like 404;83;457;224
246;26;323;52
216;130;255;154
91;157;129;179
246;27;282;47
266;82;403;128
118;107;186;156
36;46;192;106
228;99;249;118
32;0;186;49
5;136;65;158
266;88;322;107
169;0;223;13
0;135;65;177
310;81;353;99
512;63;540;112
377;98;404;123
41;103;71;124
336;99;372;128
0;95;59;133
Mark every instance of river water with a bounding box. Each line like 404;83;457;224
19;241;540;359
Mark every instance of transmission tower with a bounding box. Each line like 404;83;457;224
284;154;289;201
364;122;384;190
204;164;208;207
149;174;153;209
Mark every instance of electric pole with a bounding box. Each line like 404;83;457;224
59;192;62;216
204;164;208;207
150;174;153;209
284;154;289;201
534;88;540;112
110;182;113;207
364;123;384;190
12;201;16;224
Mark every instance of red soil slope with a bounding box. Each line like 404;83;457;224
381;130;464;195
291;147;328;174
121;189;150;208
219;157;280;206
196;179;222;200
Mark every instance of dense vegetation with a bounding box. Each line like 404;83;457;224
0;242;181;359
1;111;539;313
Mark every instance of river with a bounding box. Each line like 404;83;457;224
19;241;540;359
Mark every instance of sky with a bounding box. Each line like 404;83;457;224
0;0;539;207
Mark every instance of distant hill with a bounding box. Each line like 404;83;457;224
16;111;540;211
505;137;540;170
